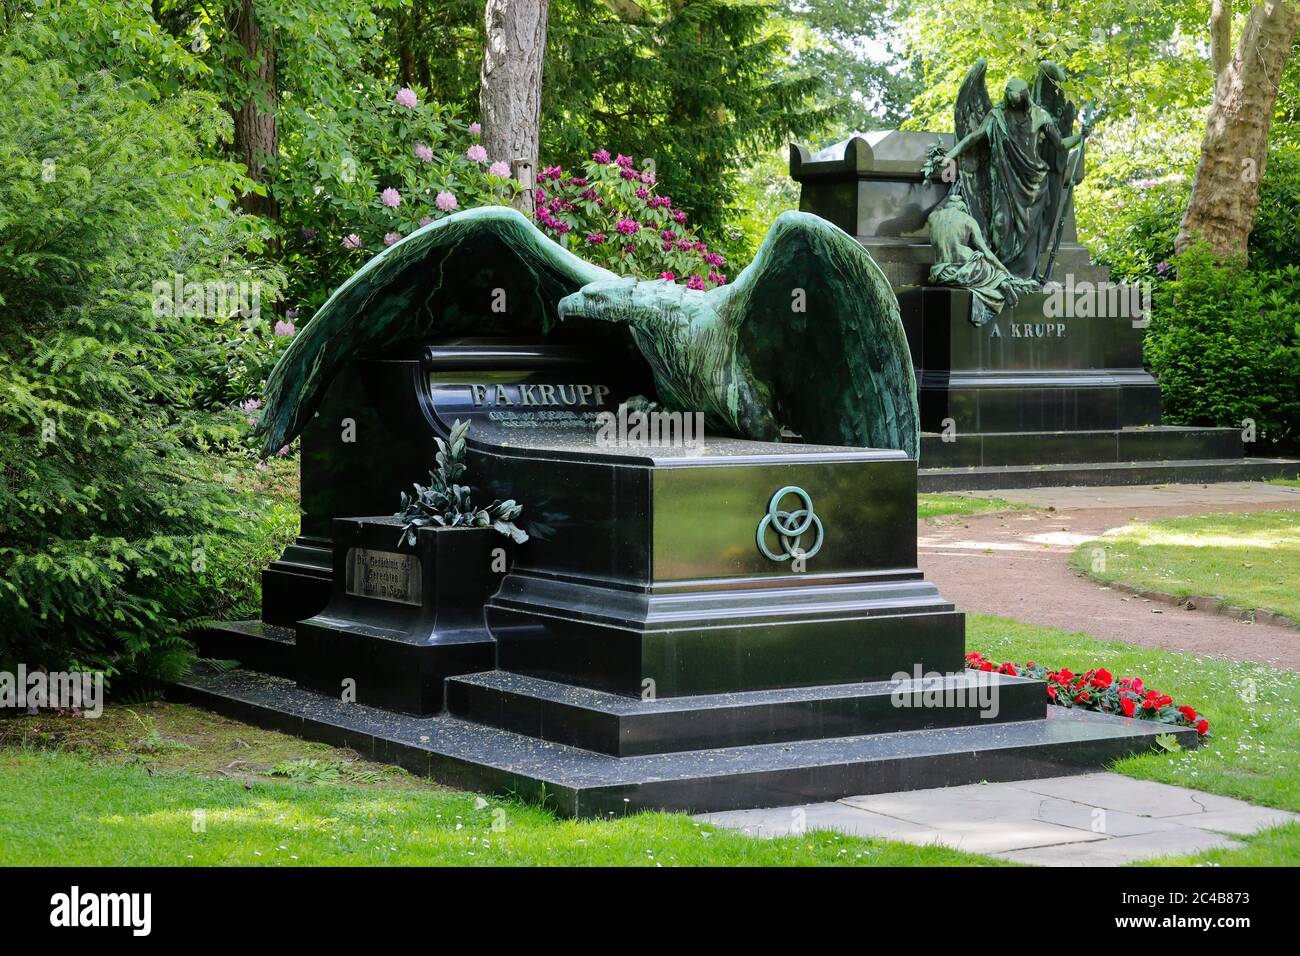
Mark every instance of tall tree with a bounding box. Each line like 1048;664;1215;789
225;0;279;219
480;0;550;213
1177;1;1300;260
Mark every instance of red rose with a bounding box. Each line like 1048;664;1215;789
1092;668;1113;688
1120;696;1136;718
999;662;1018;677
1047;685;1058;702
1196;719;1209;736
1076;691;1091;704
979;661;994;671
1179;705;1197;722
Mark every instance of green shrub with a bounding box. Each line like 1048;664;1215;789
0;48;280;694
1144;245;1300;450
275;80;515;319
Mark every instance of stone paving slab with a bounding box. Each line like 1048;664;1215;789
696;772;1298;866
995;829;1243;867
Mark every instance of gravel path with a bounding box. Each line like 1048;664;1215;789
918;482;1300;671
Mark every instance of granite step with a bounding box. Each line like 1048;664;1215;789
444;669;1046;756
171;666;1200;818
192;620;296;678
918;457;1300;492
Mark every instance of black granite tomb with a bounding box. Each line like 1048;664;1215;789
184;327;1200;816
791;132;1299;489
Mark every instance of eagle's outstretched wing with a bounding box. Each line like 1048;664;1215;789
954;57;994;239
723;212;919;458
255;206;612;455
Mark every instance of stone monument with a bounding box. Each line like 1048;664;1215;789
180;207;1198;816
791;58;1298;489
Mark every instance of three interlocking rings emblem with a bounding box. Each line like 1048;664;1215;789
756;485;824;562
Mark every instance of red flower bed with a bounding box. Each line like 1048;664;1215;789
965;653;1210;737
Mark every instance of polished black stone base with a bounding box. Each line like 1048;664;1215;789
171;665;1201;817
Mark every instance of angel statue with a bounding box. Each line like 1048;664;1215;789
926;190;1039;325
926;58;1092;281
255;207;921;460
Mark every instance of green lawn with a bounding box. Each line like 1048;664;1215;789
1069;510;1300;622
0;714;995;867
917;493;1029;520
967;613;1300;866
2;613;1294;866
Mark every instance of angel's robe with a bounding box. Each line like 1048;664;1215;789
978;102;1067;278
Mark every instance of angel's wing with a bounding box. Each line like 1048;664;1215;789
1033;61;1077;247
954;57;994;239
255;206;612;455
722;212;919;458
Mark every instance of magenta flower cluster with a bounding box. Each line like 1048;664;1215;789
531;149;725;290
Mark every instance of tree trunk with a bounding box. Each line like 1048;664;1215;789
226;0;279;220
1210;1;1234;89
480;0;549;214
1177;0;1299;261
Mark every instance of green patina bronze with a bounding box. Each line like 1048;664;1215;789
926;192;1039;324
257;206;919;459
755;485;824;563
924;58;1092;289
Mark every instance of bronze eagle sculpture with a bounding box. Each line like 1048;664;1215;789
255;206;919;458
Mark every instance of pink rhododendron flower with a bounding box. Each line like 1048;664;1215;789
635;187;649;199
418;216;433;227
658;271;675;280
624;243;634;253
342;233;362;250
274;319;296;337
277;444;291;457
673;210;687;223
591;149;611;164
395;87;418;108
586;232;606;245
615;218;639;235
383;231;401;246
467;144;488;163
381;187;402;208
709;272;727;285
468;121;481;135
414;143;434;162
615;154;634;169
240;398;262;412
435;191;458;212
488;160;511;178
686;275;706;290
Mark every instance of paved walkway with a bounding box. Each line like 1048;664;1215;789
697;773;1298;865
919;481;1300;670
